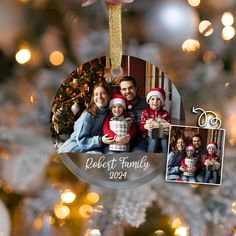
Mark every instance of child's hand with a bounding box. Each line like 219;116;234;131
144;121;153;131
115;135;130;145
187;167;196;173
102;134;114;144
214;161;221;170
179;166;185;172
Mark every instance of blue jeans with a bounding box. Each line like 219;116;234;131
147;137;168;153
204;170;220;184
182;175;196;182
131;137;148;153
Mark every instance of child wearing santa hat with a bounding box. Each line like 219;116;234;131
103;93;136;152
180;144;200;182
139;88;171;153
202;142;221;184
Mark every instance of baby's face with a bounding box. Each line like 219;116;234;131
111;104;124;117
186;149;194;157
148;96;162;110
208;147;216;155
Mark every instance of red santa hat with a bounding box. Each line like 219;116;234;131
186;144;195;152
146;88;166;105
207;142;218;150
109;93;131;109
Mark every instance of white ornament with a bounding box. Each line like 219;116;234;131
144;0;200;48
71;103;80;115
0;200;11;236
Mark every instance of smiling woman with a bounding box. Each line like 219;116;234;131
57;82;113;153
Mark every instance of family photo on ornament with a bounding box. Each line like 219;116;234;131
166;125;225;185
51;56;185;155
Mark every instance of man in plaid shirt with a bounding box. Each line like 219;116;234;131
103;93;136;152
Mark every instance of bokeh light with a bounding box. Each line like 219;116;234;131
154;229;166;235
61;189;76;203
187;0;201;7
199;20;213;36
54;205;70;219
86;192;100;204
182;39;200;52
171;218;182;228
15;49;31;64
49;50;64;66
79;204;93;218
174;226;188;236
88;229;101;236
231;201;236;214
222;26;235;40
221;12;234;26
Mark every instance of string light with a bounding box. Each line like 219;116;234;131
187;0;201;7
231;201;236;214
30;94;35;104
0;148;10;160
49;50;64;66
182;39;200;52
174;226;188;236
15;49;31;64
54;205;70;219
171;218;182;228
221;12;234;26
199;20;213;36
79;204;93;218
33;216;43;231
87;229;101;236
86;192;100;204
222;26;235;40
61;189;76;203
154;229;166;235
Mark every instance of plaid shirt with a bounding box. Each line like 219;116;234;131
103;113;136;151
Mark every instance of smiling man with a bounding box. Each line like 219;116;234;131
119;76;148;152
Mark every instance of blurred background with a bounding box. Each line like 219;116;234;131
0;0;236;235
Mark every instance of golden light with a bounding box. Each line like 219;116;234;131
48;216;56;225
61;189;76;203
171;218;182;228
221;12;234;26
87;192;100;204
87;229;101;236
49;50;64;66
174;226;188;236
227;115;236;144
15;49;31;64
30;94;35;104
33;217;43;231
199;20;213;36
203;50;216;63
79;204;93;218
187;0;200;7
54;205;70;219
190;184;199;189
222;26;235;40
154;229;166;235
231;201;236;214
224;82;230;88
182;39;200;52
0;148;10;160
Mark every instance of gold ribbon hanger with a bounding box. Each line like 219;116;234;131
108;3;123;77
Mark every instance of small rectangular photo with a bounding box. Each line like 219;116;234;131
165;125;226;185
